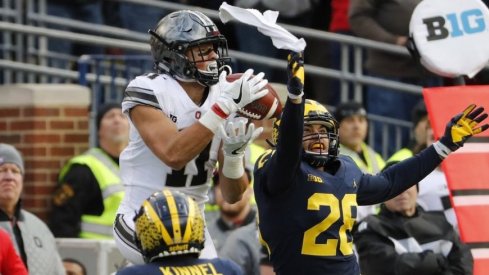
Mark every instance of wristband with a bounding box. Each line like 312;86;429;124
433;141;452;159
222;155;245;179
199;109;226;134
288;91;304;100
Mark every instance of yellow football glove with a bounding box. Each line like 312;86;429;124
439;104;489;151
287;51;305;99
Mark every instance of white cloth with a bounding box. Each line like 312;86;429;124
219;2;306;51
418;168;458;230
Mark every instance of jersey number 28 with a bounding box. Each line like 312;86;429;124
301;193;357;256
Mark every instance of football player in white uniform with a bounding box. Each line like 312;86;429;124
113;10;268;264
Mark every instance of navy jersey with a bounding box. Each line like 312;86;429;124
116;257;243;275
253;99;442;275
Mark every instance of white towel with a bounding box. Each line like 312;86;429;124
219;2;306;52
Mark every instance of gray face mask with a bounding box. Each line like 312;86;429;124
198;60;218;76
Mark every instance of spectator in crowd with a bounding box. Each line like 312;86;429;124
115;0;189;58
335;101;385;174
46;0;105;70
50;103;129;239
417;126;457;229
233;0;317;85
335;101;385;221
113;10;267;264
116;190;243;275
253;50;487;274
63;258;86;275
354;182;473;274
207;176;256;253
0;228;28;275
388;100;431;162
220;222;275;275
388;100;458;228
349;0;442;156
328;0;355;106
0;143;65;275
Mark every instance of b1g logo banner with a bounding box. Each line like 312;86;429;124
424;9;485;41
410;0;489;78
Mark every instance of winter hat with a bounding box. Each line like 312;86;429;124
334;101;367;123
0;144;24;174
411;100;427;128
96;103;121;131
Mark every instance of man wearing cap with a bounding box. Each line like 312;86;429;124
335;101;385;221
354;174;473;274
49;103;129;239
335;101;385;174
388;100;430;163
387;100;458;229
0;143;65;275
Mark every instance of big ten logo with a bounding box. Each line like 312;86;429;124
423;9;486;41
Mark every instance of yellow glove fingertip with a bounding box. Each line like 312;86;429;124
462;104;476;119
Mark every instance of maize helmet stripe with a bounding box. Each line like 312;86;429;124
143;200;174;245
182;196;195;243
163;189;182;243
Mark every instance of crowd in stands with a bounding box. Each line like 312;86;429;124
2;0;488;274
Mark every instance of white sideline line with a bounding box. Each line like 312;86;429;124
454;143;489;154
472;248;489;259
453;195;489;206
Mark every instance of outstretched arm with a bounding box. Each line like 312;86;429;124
359;104;489;205
219;117;263;203
265;51;306;195
128;70;268;170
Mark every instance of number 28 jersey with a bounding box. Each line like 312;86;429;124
254;152;361;275
118;73;220;215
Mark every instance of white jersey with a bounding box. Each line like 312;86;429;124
118;73;220;216
418;168;458;229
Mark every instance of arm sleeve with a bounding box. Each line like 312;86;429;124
357;145;442;205
264;98;305;195
355;225;447;274
2;235;28;275
49;164;103;237
122;77;161;114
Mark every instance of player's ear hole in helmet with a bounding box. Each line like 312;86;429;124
148;10;231;87
270;99;339;167
133;189;205;263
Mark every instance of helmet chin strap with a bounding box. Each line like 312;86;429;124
303;133;330;167
219;64;232;75
197;60;218;75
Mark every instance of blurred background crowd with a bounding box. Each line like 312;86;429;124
1;0;489;274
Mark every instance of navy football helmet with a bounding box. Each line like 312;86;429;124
149;10;230;86
134;190;205;263
272;99;339;167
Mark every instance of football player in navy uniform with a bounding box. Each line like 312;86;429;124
116;190;243;275
253;51;488;275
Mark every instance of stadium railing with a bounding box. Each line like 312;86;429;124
0;0;419;157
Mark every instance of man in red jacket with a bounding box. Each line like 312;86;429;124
0;228;28;275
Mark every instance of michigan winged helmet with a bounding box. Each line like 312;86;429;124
272;99;340;167
134;190;205;263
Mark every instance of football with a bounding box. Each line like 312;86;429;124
226;73;282;120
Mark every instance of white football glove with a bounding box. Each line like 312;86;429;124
216;69;269;116
199;69;268;134
219;117;263;179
